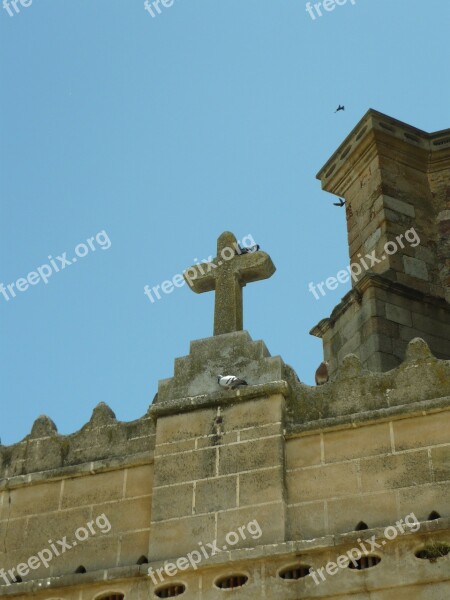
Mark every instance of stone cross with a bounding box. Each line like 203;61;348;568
183;231;276;335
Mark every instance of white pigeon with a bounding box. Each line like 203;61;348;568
217;375;248;390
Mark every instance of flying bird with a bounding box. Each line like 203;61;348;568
315;361;329;386
217;375;248;390
335;105;345;113
333;198;346;207
237;244;260;255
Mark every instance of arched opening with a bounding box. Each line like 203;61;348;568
428;511;441;520
75;565;87;574
136;555;149;565
355;521;369;531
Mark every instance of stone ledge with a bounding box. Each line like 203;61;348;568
287;396;450;437
0;451;154;492
316;108;450;195
310;272;450;338
150;380;291;418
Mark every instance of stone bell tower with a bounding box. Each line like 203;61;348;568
311;109;450;376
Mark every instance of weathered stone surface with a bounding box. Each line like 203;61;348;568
156;330;287;402
183;231;276;335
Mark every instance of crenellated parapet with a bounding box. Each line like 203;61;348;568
0;402;156;480
1;336;448;482
286;337;450;431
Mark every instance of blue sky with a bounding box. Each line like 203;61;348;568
1;0;449;445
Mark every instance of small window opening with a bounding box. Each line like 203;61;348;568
428;511;441;520
154;583;186;597
75;565;87;574
348;555;381;570
415;543;450;562
279;564;311;580
215;574;248;589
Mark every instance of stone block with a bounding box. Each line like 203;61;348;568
155;438;196;455
196;431;239;448
216;503;285;549
286;435;322;470
431;446;450;482
397;481;450;521
120;529;151;565
287;501;326;539
239;467;284;506
287;462;359;503
385;302;413;327
323;423;392;463
360;450;431;493
383;195;416;218
154;447;216;486
239;422;282;441
50;532;120;575
26;506;92;555
359;332;393;362
0;480;61;520
149;514;216;561
104;496;151;532
393;413;450;451
223;395;284;431
327;491;398;534
0;515;28;552
218;437;282;476
366;351;400;372
152;483;194;521
411;312;450;339
62;470;124;509
403;256;429;281
125;464;154;498
155;409;216;445
195;476;237;513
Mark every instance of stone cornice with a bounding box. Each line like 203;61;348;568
310;271;450;338
316;109;450;196
150;380;291;419
0;450;154;492
287;396;450;437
